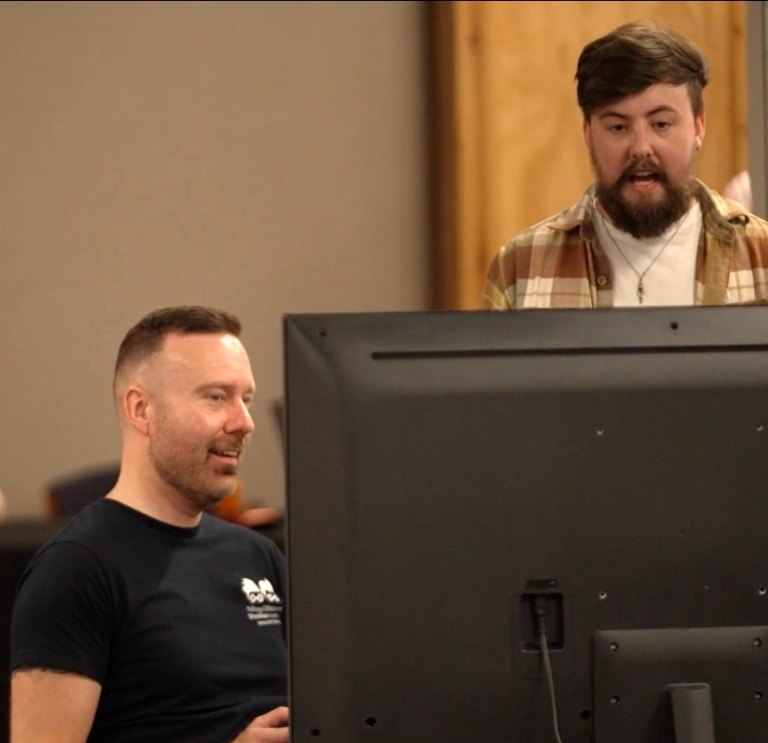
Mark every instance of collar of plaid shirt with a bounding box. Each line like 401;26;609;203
478;179;765;310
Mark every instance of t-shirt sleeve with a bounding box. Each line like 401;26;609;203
10;540;114;684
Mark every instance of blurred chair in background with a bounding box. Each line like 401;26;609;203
47;464;120;521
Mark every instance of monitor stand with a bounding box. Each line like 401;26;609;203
665;683;716;743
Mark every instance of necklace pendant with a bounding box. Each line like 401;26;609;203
637;280;645;305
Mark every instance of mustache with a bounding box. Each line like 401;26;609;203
210;437;248;453
619;159;669;185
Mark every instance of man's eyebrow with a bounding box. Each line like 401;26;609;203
195;382;256;395
598;104;679;121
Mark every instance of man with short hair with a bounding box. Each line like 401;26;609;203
479;22;768;310
10;306;289;743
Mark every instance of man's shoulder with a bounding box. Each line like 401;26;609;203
23;501;129;578
699;181;768;238
34;499;196;569
739;209;768;237
16;511;114;598
502;213;577;253
46;498;136;544
478;189;595;310
37;501;109;550
499;188;593;257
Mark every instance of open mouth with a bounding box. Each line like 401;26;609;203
622;160;666;190
210;449;241;462
628;172;660;186
621;168;667;194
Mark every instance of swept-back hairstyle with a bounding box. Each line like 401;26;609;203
575;22;710;120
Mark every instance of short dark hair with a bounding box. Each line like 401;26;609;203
575;22;710;120
115;305;242;381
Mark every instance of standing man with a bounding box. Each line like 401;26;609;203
479;22;768;310
10;306;289;743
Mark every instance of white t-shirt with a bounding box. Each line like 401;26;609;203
593;201;702;307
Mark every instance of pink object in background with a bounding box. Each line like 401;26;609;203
723;170;753;211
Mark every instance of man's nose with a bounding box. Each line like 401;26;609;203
226;400;255;435
629;126;653;160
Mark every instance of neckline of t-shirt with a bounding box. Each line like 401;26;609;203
99;498;203;539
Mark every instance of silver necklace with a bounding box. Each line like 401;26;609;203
602;217;685;305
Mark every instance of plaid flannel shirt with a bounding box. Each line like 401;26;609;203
478;180;768;309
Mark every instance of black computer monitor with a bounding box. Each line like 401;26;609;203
283;306;768;743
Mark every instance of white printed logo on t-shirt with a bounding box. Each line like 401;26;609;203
240;577;283;626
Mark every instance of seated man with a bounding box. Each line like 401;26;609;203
10;305;289;743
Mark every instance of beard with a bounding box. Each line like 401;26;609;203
594;153;699;239
149;429;245;513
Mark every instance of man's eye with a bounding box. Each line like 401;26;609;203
209;393;224;402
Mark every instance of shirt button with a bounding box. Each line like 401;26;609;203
597;275;607;286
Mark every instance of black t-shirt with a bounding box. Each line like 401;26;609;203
10;499;288;743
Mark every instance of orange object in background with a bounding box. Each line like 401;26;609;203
212;478;282;527
212;479;245;521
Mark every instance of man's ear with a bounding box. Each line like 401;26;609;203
694;112;705;150
124;385;151;435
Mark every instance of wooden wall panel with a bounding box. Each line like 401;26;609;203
431;1;747;309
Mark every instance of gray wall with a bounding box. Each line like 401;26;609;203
0;1;431;518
